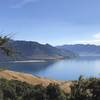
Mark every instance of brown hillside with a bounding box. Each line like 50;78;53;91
0;70;72;93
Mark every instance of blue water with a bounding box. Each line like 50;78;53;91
0;56;100;80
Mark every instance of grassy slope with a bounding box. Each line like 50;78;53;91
0;70;72;93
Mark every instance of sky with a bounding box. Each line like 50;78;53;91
0;0;100;45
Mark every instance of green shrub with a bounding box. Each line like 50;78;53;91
0;77;100;100
46;83;66;100
70;76;100;100
0;78;67;100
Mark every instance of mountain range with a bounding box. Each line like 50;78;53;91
1;41;100;61
0;41;76;61
56;44;100;56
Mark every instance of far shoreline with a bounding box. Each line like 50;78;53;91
11;60;47;63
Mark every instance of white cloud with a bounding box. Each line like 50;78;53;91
93;32;100;39
12;0;39;8
73;39;100;45
72;32;100;45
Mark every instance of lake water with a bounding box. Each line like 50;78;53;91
0;56;100;80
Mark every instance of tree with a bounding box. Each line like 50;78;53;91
0;35;12;56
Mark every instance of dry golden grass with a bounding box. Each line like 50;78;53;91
0;70;72;93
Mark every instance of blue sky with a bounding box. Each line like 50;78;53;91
0;0;100;45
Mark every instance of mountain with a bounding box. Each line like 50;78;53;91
56;44;100;56
0;41;76;61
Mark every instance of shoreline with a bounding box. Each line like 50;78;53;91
0;60;47;63
12;60;46;63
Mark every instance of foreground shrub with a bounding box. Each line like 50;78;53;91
0;77;100;100
0;78;66;100
46;83;66;100
71;76;100;100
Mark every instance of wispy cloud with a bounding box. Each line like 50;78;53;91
73;39;100;45
73;33;100;45
12;0;39;8
93;32;100;39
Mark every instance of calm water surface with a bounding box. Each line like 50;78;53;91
0;56;100;80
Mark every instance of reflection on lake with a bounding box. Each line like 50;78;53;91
0;56;100;80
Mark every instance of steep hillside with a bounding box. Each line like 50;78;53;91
0;41;76;61
0;70;72;93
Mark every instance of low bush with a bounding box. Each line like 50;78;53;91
0;78;67;100
0;77;100;100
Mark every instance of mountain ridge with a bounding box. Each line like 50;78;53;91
56;44;100;56
0;41;76;61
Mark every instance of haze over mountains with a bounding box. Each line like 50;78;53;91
57;44;100;56
1;40;100;61
0;41;76;61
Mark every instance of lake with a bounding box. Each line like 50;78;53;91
0;56;100;80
